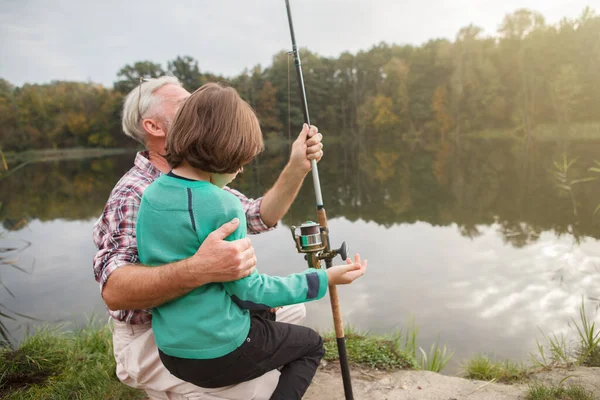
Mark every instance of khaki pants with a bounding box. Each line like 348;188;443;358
111;305;306;400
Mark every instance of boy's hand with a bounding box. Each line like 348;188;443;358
326;254;367;286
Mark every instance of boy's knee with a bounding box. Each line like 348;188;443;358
316;337;325;359
309;331;325;359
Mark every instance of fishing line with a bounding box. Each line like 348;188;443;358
287;51;293;223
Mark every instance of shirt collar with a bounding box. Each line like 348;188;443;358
134;151;162;179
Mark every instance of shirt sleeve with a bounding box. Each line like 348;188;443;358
92;194;140;290
221;268;328;310
224;186;276;235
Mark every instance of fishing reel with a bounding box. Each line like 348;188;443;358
290;221;348;269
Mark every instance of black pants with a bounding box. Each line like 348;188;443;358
159;315;324;400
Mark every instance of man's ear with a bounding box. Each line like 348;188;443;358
142;118;166;139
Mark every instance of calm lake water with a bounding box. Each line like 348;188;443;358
1;136;600;373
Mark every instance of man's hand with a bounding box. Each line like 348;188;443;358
289;123;323;174
187;218;257;285
258;124;323;227
101;218;256;311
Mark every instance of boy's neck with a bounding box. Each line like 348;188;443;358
172;161;211;182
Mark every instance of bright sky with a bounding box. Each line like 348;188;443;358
0;0;593;87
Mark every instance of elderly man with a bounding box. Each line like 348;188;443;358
93;76;324;400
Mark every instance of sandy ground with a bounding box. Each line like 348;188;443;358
304;363;600;400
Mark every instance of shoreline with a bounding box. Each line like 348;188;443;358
306;362;600;399
1;316;598;399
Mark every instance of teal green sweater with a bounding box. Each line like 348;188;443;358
136;174;329;359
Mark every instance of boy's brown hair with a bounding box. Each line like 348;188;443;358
165;82;263;173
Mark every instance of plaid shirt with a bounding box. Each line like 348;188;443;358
92;151;273;324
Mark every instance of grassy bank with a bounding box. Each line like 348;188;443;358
527;383;596;400
322;327;418;370
0;324;144;400
0;320;451;399
460;299;600;400
462;299;599;385
1;299;597;399
321;322;453;373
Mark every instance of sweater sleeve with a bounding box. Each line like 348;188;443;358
222;268;329;310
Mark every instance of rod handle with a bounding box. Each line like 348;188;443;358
317;208;328;228
329;285;345;338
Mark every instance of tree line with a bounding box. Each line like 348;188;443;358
0;8;598;152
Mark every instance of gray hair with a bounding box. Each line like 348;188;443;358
121;76;182;145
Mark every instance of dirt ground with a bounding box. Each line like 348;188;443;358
304;363;600;400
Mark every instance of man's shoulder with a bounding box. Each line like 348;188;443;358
214;185;244;208
108;164;157;206
93;161;157;233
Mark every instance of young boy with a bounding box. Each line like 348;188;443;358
136;82;367;399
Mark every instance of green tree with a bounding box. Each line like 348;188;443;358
114;61;165;94
167;55;203;92
550;65;582;124
255;81;282;135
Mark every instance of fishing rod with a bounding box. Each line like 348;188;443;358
284;1;353;399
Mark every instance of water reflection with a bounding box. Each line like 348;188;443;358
0;236;35;344
0;219;107;342
0;155;135;228
1;137;599;369
3;138;600;244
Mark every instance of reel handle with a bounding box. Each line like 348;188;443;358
334;241;348;262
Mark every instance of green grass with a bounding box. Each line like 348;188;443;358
526;383;596;400
322;325;419;370
3;318;453;399
463;354;530;383
3;307;595;399
5;321;426;398
322;322;453;372
533;298;600;369
533;330;573;369
419;338;454;373
573;299;600;367
464;299;599;385
0;148;7;171
0;322;145;400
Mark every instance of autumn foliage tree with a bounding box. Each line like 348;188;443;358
0;8;598;152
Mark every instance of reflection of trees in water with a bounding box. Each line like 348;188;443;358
239;135;600;247
0;155;136;229
0;154;136;346
0;235;37;346
0;150;38;346
2;138;600;247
